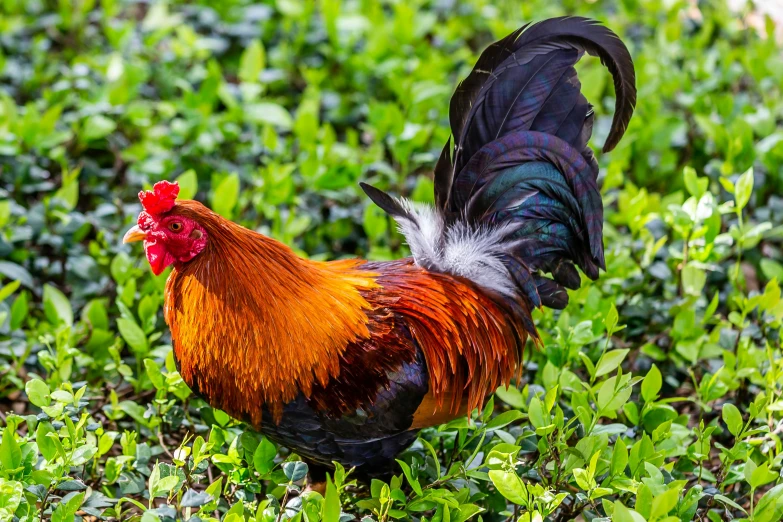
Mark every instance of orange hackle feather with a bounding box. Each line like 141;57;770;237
163;200;528;427
165;201;379;425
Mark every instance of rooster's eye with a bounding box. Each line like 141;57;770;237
169;222;183;232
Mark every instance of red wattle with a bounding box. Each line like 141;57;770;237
144;240;176;276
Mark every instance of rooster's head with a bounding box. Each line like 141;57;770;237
123;181;208;275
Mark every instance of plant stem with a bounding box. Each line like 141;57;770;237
275;486;292;522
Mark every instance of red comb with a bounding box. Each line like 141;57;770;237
139;181;179;215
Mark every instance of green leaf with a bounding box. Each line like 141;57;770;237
713;494;746;514
722;403;743;437
138;293;159;330
322;474;341;522
683;166;707;198
0;200;9;229
45;433;66;461
611;437;628;476
43;284;73;327
363;204;388;241
54;166;80;210
283;461;308;482
155;475;180;496
176;169;198;200
83;298;108;330
641;364;662;403
245;103;294;129
485;410;523;430
83;114;117;141
98;432;117;457
760;259;783;282
718;175;734;194
0;427;21;471
744;458;757;485
110;252;133;285
144;359;165;390
488;470;527;505
0;477;23;515
597;375;634;414
239;39;265;84
141;1;181;31
595;349;629;378
612;501;644;522
544;384;558;413
485;444;521;469
750;462;777;489
650;487;680;518
223;513;243;522
25;379;51;407
579;352;596;378
420;438;440;478
211;173;240;219
735;167;754;210
495;385;526;409
411;175;435;204
573;467;592;490
148;462;181;499
453;504;483;522
51;389;73;403
36;422;58;461
527;397;547;429
682;264;706;296
51;491;84;522
117;317;148;354
10;290;28;330
604;303;619;334
396;459;422;496
253;436;276;475
71;445;97;466
148;462;161;497
0;280;20;303
754;484;783;522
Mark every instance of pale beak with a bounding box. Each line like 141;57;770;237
123;225;146;244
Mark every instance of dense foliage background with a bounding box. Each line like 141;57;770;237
2;0;783;520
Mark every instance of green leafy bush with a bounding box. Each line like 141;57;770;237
2;0;783;521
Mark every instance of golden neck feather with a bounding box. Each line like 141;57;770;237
163;201;378;424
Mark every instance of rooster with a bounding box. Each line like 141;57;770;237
123;17;635;476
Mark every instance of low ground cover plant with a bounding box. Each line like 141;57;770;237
2;0;783;520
